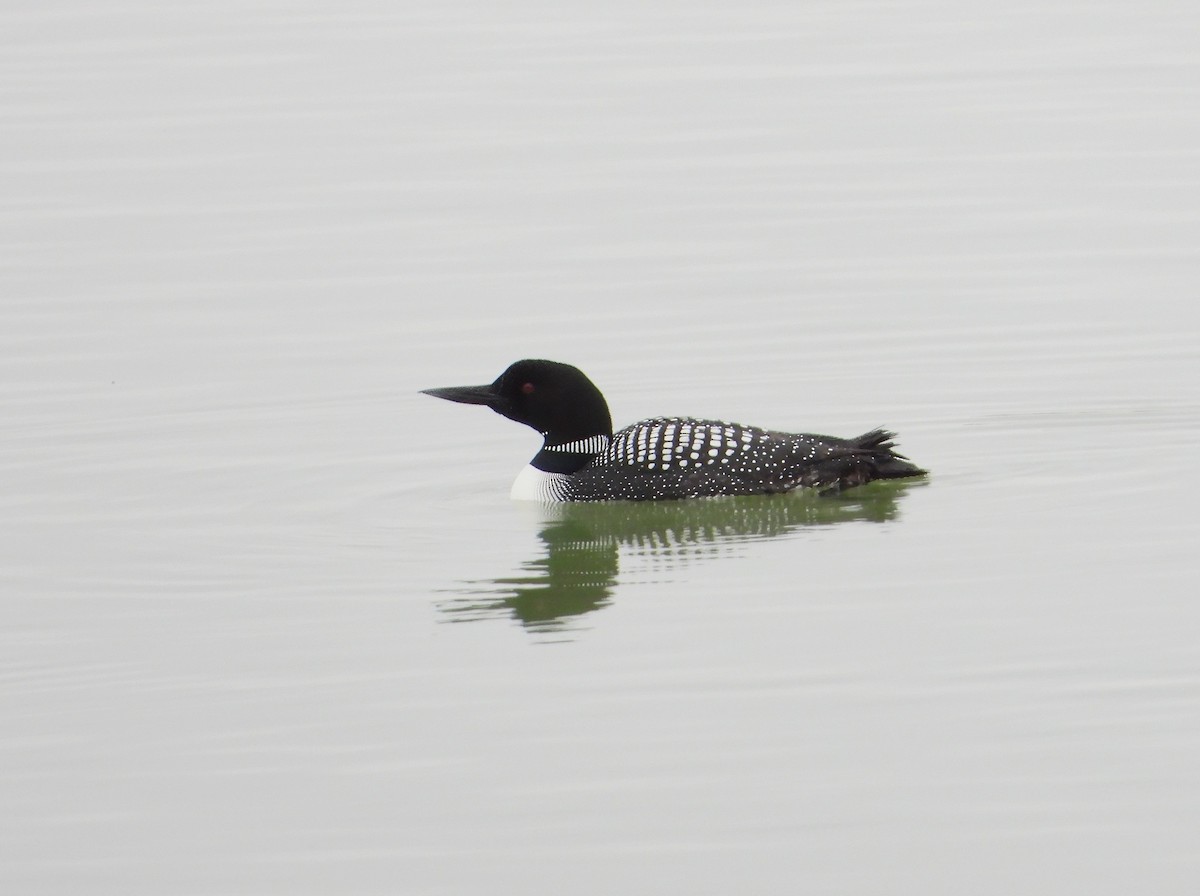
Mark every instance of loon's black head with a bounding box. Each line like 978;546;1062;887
421;359;613;444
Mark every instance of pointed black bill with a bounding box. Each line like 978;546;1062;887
420;383;500;407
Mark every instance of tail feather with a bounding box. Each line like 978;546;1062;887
810;428;926;494
852;428;926;478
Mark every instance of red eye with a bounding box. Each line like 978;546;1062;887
521;382;535;395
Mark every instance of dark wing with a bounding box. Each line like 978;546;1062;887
568;418;923;501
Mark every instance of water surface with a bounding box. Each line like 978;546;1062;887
3;1;1199;893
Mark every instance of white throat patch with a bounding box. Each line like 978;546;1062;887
510;464;572;502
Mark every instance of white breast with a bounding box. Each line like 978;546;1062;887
509;465;572;502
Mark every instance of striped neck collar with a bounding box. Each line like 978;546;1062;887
544;434;610;455
532;434;610;474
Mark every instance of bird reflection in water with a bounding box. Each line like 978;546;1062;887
437;481;923;635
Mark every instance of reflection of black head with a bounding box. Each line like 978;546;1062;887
505;520;619;629
439;519;619;633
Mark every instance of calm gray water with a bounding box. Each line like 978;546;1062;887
3;2;1199;893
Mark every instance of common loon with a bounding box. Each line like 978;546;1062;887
421;359;926;502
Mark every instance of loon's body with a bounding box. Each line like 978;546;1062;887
421;359;926;502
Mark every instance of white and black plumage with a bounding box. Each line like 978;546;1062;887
421;359;927;502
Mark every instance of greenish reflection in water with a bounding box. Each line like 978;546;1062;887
437;482;923;635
